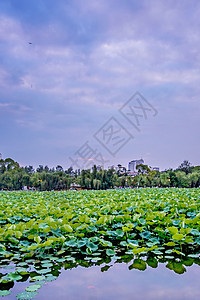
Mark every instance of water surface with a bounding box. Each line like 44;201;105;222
5;262;200;300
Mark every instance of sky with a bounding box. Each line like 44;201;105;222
0;0;200;171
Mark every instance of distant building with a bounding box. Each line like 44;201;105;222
96;165;103;172
108;165;116;170
127;171;139;177
128;159;144;172
152;167;159;172
91;165;103;172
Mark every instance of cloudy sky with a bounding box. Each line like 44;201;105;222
0;0;199;171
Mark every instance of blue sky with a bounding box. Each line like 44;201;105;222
0;0;199;170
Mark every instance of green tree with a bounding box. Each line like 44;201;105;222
160;172;170;187
176;171;190;187
136;164;150;175
177;160;192;174
187;172;199;187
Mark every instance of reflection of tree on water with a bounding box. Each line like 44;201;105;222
0;254;200;298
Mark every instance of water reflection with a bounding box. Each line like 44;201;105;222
39;263;200;300
1;256;200;299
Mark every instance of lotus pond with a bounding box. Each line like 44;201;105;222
0;188;200;299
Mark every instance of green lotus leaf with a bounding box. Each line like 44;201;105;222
0;290;11;297
87;241;98;252
64;239;77;247
77;240;87;248
116;229;124;237
139;231;151;239
120;241;127;247
190;229;200;236
36;269;51;274
132;247;146;254
45;276;57;281
7;272;23;281
16;291;38;299
172;233;184;241
164;242;176;247
34;236;42;244
41;263;53;268
63;224;73;232
30;275;45;282
25;285;41;292
167;227;178;235
106;249;115;256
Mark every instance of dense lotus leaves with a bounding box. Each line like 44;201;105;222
0;188;200;298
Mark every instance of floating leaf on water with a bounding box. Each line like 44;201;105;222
35;280;45;285
37;269;51;275
56;258;65;262
45;276;57;282
92;257;101;262
40;260;51;264
16;291;38;299
25;285;41;292
7;272;23;281
0;290;11;297
41;263;53;268
4;265;15;269
30;275;45;282
17;262;28;267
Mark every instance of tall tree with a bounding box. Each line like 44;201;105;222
177;160;192;174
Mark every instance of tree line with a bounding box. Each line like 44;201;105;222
0;158;199;191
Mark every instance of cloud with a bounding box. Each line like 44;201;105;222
0;0;200;169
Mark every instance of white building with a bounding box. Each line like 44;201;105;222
128;159;144;172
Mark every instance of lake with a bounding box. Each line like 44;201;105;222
2;260;200;300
